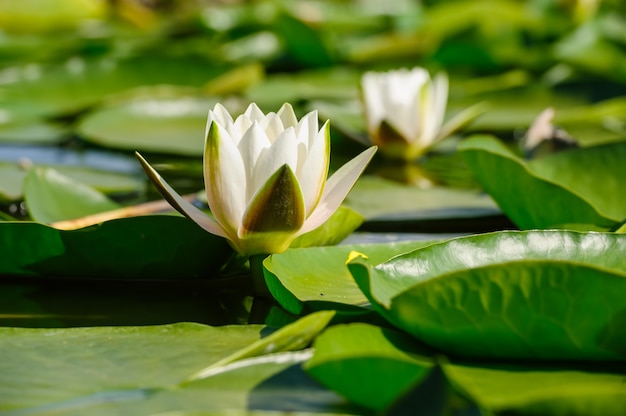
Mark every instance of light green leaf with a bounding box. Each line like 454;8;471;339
0;322;358;415
77;92;222;156
344;175;499;224
24;167;120;223
348;230;626;360
445;362;626;415
186;310;335;382
0;57;229;119
263;239;436;315
0;161;143;202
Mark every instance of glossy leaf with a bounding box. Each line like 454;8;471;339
348;230;626;360
263;239;436;315
0;215;233;280
459;135;621;230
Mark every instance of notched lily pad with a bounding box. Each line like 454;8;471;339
263;239;437;315
348;230;626;360
459;135;626;230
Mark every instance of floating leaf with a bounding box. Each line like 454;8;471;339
0;161;143;202
305;323;434;412
0;322;358;414
77;91;221;156
348;230;626;360
306;322;626;415
344;175;500;232
0;215;232;280
24;167;120;223
263;239;436;315
459;135;623;230
0;57;229;119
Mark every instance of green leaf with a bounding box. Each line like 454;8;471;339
24;167;121;223
0;57;229;119
0;161;143;202
274;12;334;68
263;239;436;315
305;323;434;412
77;91;221;156
0;322;359;414
344;175;499;222
348;230;626;360
306;323;626;414
445;362;626;415
459;135;620;230
0;215;233;280
186;310;335;382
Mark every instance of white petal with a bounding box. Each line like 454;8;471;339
277;103;298;128
204;122;248;236
238;122;272;200
298;146;376;235
419;72;448;146
361;72;386;134
136;152;228;238
205;103;234;140
262;112;285;143
253;127;298;191
298;121;330;216
245;103;267;123
296;110;319;148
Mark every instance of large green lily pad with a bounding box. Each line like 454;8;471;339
348;230;626;360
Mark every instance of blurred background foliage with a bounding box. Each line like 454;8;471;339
0;0;625;222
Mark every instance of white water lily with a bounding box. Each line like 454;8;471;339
361;67;483;160
137;103;376;255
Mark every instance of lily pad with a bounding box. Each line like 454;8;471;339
0;162;143;202
24;167;121;223
0;56;229;120
459;135;625;230
306;322;626;415
0;315;357;415
348;230;626;360
305;323;434;412
77;93;219;156
263;239;436;315
344;175;500;231
0;215;233;280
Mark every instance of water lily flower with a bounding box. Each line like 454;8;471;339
361;67;483;160
137;103;376;256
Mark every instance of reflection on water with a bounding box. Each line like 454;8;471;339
0;278;253;328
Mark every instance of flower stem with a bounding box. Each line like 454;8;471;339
249;254;271;298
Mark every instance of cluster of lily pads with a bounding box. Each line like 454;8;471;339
1;0;626;415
